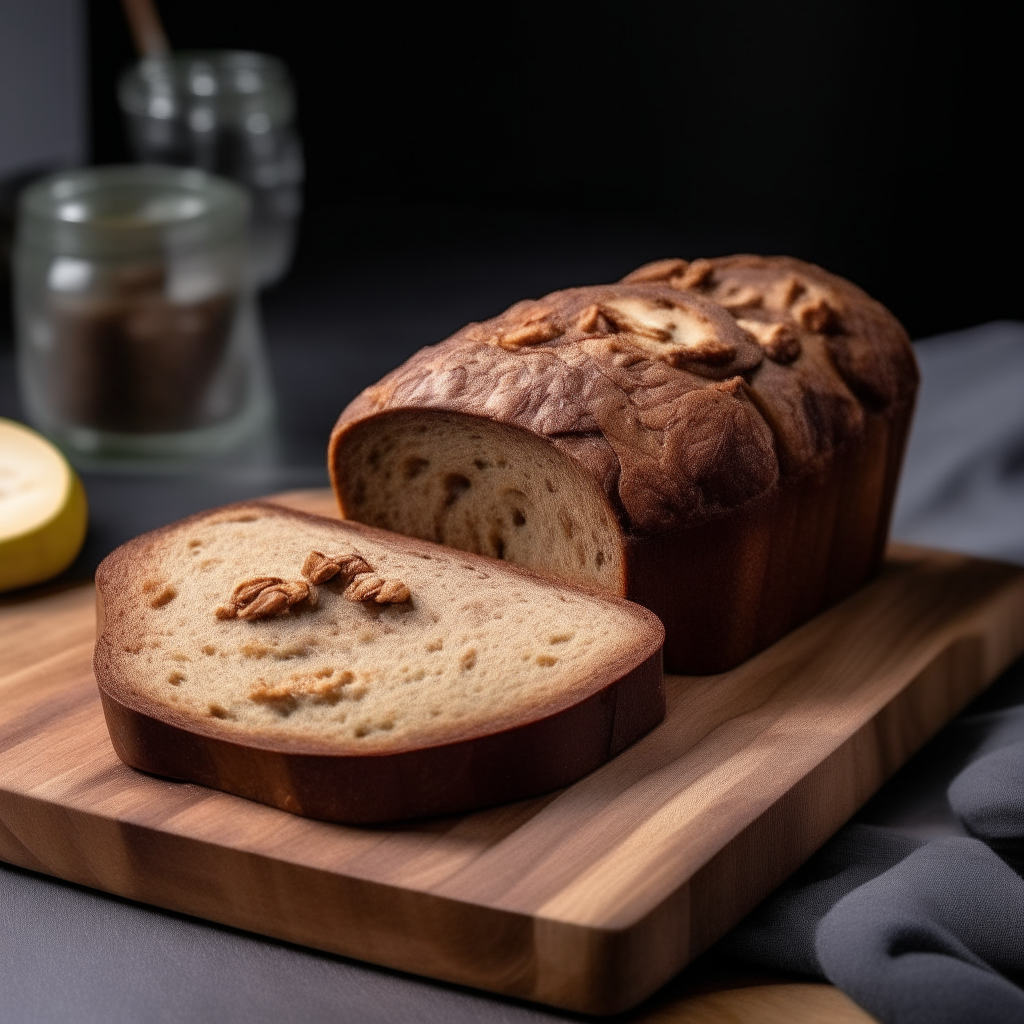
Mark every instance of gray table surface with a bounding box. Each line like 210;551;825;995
2;239;1023;1021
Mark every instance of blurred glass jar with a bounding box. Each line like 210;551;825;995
14;165;273;465
119;51;303;288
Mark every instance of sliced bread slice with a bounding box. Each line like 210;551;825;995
94;501;665;823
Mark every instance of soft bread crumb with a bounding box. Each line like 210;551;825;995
110;507;652;750
335;411;625;595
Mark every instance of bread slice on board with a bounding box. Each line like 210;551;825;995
94;501;665;823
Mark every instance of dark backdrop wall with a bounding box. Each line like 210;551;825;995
88;0;1022;340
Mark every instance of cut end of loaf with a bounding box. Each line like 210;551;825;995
330;410;627;595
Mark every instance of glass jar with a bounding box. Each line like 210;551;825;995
119;51;303;288
14;165;274;466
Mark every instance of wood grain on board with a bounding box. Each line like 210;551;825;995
1;488;1022;1016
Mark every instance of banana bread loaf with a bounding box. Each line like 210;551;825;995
329;255;918;672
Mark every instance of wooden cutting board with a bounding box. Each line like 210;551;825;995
2;488;1023;1016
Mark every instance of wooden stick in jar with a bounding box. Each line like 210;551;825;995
119;0;170;58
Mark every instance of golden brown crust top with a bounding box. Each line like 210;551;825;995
332;255;917;534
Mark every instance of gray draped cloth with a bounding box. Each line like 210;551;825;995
723;320;1024;1023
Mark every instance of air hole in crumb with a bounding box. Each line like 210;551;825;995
461;648;477;670
595;551;605;568
203;644;216;655
490;533;506;559
549;633;574;644
473;459;489;470
444;473;472;506
511;508;527;527
545;478;556;493
425;638;443;652
403;456;429;479
536;655;558;667
208;703;231;718
168;670;184;685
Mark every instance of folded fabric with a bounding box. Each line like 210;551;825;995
893;321;1024;566
719;824;922;975
722;671;1024;1023
948;739;1024;876
815;838;1024;1024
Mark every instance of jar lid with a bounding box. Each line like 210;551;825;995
16;165;250;259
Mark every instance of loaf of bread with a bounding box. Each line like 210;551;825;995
329;255;918;672
94;501;665;822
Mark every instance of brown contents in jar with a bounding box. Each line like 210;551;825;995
49;264;238;433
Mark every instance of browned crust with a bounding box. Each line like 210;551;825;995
328;255;917;537
93;502;666;823
326;255;917;674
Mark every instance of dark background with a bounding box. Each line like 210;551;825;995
85;0;1023;341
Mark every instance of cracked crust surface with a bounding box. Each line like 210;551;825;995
330;254;916;538
328;256;917;672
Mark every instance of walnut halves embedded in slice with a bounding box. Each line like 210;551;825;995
230;576;285;605
301;549;372;585
344;573;411;604
301;549;411;604
215;576;316;620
